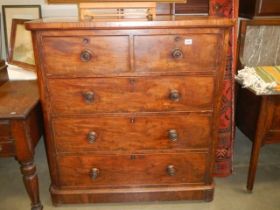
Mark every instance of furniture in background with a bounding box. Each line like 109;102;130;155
27;16;232;204
78;2;157;20
0;61;43;210
239;0;280;18
236;19;280;192
8;18;36;71
2;5;42;59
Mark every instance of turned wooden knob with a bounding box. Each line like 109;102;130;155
167;165;176;176
80;49;92;62
90;168;100;180
83;91;95;103
87;131;97;143
169;90;180;102
168;129;178;142
172;48;183;59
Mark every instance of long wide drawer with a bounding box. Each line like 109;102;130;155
57;152;208;188
42;36;130;77
52;113;212;153
48;76;215;115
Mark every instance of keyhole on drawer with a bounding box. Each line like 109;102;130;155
174;36;180;42
129;78;136;92
83;38;90;45
130;117;136;124
130;155;136;160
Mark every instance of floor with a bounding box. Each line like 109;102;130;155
0;129;280;210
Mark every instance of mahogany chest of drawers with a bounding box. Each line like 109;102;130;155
26;16;232;205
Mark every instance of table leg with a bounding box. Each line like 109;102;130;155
18;160;43;210
11;118;43;210
247;96;268;192
247;136;262;192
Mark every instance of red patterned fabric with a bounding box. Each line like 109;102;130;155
209;0;238;176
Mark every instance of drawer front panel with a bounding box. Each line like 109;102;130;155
49;76;215;115
134;34;221;72
58;153;208;187
0;141;15;157
42;36;130;76
53;113;212;153
0;120;11;142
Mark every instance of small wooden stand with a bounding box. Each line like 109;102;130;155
79;2;157;20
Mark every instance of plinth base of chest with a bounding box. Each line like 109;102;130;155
50;184;214;205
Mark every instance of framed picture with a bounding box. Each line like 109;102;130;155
47;0;186;3
2;5;41;59
8;19;35;71
0;14;2;59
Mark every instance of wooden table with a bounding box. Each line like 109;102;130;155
0;80;43;210
236;86;280;192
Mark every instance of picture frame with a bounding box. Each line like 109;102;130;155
47;0;186;3
8;19;35;71
2;5;42;59
0;13;2;59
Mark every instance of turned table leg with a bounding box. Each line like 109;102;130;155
19;160;43;210
11;116;43;210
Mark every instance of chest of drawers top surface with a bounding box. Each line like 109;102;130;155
26;16;233;30
28;16;232;204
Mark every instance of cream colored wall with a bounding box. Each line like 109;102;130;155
1;0;78;58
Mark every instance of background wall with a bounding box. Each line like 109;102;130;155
0;0;78;58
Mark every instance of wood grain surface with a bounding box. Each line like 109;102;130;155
57;152;208;187
27;16;231;204
48;76;215;114
53;113;212;153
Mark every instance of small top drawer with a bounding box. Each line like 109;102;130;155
42;36;130;77
134;33;221;73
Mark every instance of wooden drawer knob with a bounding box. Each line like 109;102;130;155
171;48;183;59
169;90;180;102
168;129;178;142
167;165;176;176
80;49;92;62
87;131;97;143
83;91;95;103
90;168;100;180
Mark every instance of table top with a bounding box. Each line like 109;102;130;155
236;79;280;96
0;80;39;119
